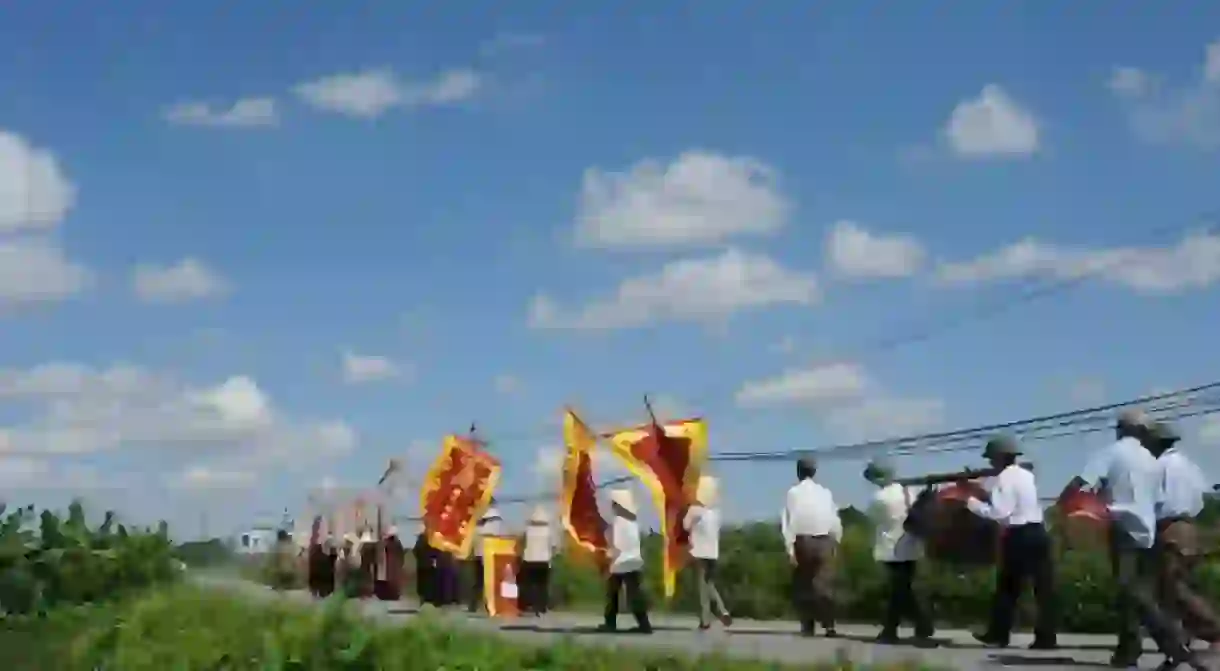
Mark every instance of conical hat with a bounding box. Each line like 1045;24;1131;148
529;506;548;524
610;488;637;515
695;475;719;506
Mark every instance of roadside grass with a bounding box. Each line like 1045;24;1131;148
2;585;950;670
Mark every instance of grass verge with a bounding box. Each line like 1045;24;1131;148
1;585;950;670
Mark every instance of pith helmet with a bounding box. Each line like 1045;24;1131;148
695;475;719;506
982;435;1022;459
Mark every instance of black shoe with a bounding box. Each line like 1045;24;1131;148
973;632;1009;648
823;627;839;639
698;622;711;631
875;631;900;645
1029;639;1059;651
596;624;617;633
1109;652;1140;668
633;625;653;635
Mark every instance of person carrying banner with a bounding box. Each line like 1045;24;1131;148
520;506;555;616
683;474;731;630
598;488;653;634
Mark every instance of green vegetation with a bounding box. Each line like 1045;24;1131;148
0;500;945;669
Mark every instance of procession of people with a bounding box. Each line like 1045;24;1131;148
294;408;1217;670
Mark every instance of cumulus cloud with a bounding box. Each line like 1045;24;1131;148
341;351;403;384
1108;38;1220;149
294;68;482;119
941;84;1040;159
934;230;1220;294
0;362;356;489
735;361;943;442
529;248;818;331
573;151;790;250
132;258;230;303
0;130;90;308
825;221;926;279
163;97;279;129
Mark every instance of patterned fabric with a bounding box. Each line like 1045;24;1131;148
561;409;610;571
418;434;502;557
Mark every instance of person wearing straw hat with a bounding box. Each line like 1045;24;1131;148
963;435;1058;651
1059;409;1198;669
598;488;653;634
467;502;504;613
520;506;555;616
863;458;934;646
1148;420;1220;656
375;525;405;601
682;474;732;630
781;455;841;638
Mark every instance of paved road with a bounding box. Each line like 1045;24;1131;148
194;575;1195;669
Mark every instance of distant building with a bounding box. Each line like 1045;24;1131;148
233;508;296;555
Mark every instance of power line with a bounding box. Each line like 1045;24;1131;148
488;380;1220;506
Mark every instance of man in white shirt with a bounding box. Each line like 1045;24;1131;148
965;435;1058;651
863;458;934;645
1148;421;1220;651
1059;410;1196;669
781;455;841;638
599;488;652;634
520;506;555;616
683;474;732;630
467;503;503;613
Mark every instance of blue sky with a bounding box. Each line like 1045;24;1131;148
2;3;1219;540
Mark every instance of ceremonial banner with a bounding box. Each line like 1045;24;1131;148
419;435;502;557
608;418;708;598
481;535;521;618
561;409;610;571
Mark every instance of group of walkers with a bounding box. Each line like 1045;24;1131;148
302;526;407;601
297;408;1218;669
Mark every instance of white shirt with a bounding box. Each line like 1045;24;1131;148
609;515;644;574
967;464;1044;526
781;479;843;559
1157;448;1209;520
522;524;555;563
682;505;721;560
867;483;924;563
473;512;503;558
1080;437;1160;549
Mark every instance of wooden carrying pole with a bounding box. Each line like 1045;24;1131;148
895;461;1034;487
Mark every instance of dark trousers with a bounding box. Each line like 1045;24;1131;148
519;561;550;614
881;561;933;637
437;555;459;606
466;558;485;612
1157;518;1220;644
415;562;435;603
791;535;836;634
603;571;651;630
984;523;1057;643
1111;525;1191;662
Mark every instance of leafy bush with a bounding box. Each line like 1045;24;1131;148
0;500;178;616
48;585;944;670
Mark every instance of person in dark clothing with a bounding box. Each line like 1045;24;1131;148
374;527;405;601
598;488;652;634
413;532;437;605
863;459;935;646
965;435;1058;651
519;507;555;616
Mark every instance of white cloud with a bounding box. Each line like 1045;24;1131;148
573;151;790;250
735;361;943;442
132;258;229;303
529;248;818;331
1109;39;1220;149
341;350;401;384
0;237;91;309
0;130;89;309
294;68;482;119
736;362;869;408
825;220;926;279
494;374;522;395
934;230;1220;294
0;363;356;484
163;97;279;129
942;84;1040;158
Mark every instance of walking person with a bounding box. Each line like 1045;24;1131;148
683;474;732;630
598;488;653;634
1059;409;1201;669
863;458;935;646
412;531;436;605
520;507;555;616
1148;421;1220;656
964;436;1058;651
467;504;503;613
781;455;841;638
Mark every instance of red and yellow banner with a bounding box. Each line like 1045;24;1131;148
481;535;521;618
561;409;610;572
419;435;501;557
608;418;708;598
